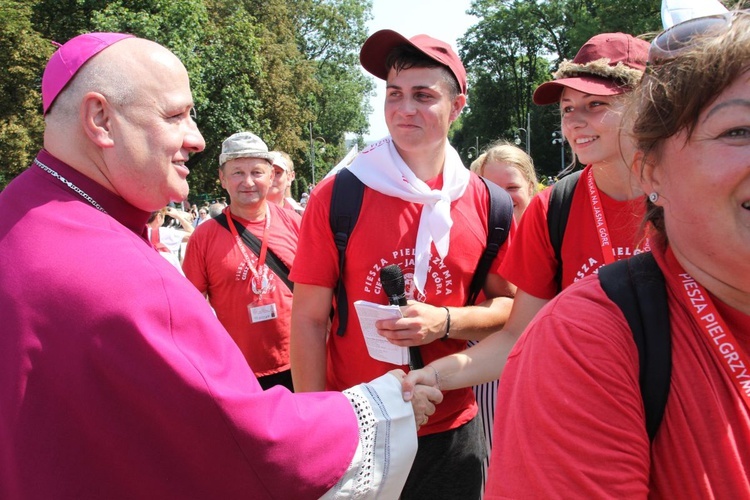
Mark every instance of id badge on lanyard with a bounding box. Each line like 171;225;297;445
248;268;278;323
224;206;279;324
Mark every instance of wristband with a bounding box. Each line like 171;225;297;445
440;306;451;341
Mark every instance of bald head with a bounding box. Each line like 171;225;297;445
47;38;188;125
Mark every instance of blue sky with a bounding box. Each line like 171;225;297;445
363;0;477;140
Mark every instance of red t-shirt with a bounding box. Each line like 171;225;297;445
486;243;750;498
183;204;301;377
291;172;514;436
500;165;648;299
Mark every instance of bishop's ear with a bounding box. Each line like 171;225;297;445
80;92;115;148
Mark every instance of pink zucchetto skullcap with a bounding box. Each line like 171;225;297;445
42;32;135;115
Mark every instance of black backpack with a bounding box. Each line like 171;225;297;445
547;170;582;293
598;253;672;442
328;168;514;338
547;172;672;442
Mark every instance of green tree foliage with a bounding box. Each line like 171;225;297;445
296;0;373;140
31;0;111;41
1;0;673;192
292;0;373;187
243;0;318;151
563;0;663;52
189;6;265;197
455;0;551;165
0;0;373;197
0;0;51;189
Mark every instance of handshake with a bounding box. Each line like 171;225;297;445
389;366;443;430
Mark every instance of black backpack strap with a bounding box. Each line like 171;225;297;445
598;252;672;442
547;170;582;293
466;177;514;306
214;212;294;292
329;169;366;336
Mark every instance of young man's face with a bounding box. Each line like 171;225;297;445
384;66;465;156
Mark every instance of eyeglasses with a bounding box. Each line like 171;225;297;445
649;10;749;65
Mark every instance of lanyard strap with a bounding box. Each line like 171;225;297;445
672;264;750;410
586;168;616;265
149;227;169;253
224;205;271;294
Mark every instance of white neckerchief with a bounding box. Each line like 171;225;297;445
348;136;470;294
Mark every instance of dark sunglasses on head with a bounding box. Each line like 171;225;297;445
649;9;749;65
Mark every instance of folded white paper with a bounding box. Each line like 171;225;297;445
353;300;409;365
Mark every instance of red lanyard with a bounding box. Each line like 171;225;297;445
671;256;750;410
585;168;651;264
224;205;271;294
586;168;616;265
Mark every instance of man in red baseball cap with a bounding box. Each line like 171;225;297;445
291;29;516;500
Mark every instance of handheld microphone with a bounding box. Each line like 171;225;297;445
380;265;424;369
380;264;407;306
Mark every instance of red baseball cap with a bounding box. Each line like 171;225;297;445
360;29;467;94
533;32;649;105
42;32;134;115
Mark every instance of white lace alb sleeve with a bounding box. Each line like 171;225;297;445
320;373;417;499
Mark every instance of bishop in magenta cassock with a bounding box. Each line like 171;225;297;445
0;32;441;499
